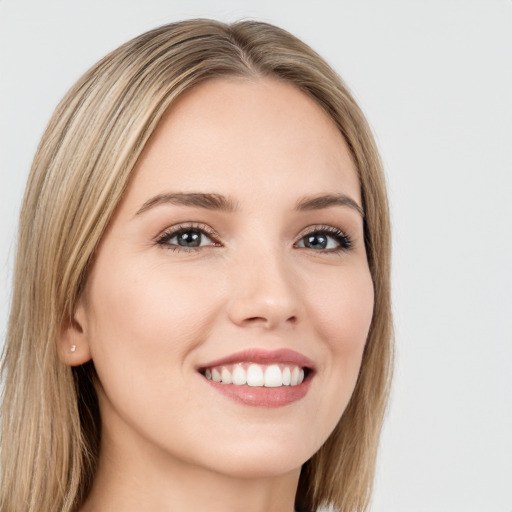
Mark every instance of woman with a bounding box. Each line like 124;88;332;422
0;19;392;512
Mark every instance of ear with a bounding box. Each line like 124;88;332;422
58;301;92;366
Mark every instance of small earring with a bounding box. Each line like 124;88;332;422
70;345;77;353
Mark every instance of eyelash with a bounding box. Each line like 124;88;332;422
155;223;353;254
296;225;353;253
155;223;221;252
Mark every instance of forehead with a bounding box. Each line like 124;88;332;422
125;77;360;212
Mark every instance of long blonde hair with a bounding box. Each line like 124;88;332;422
1;19;392;512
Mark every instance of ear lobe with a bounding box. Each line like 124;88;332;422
58;303;92;366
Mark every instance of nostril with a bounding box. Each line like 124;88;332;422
243;315;298;327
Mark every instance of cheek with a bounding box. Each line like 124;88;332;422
308;263;374;345
305;262;374;392
85;258;224;388
83;257;231;457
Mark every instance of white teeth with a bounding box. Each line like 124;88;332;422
204;363;306;388
290;366;300;386
247;364;264;386
264;364;283;387
220;367;232;384
232;364;247;385
282;367;291;386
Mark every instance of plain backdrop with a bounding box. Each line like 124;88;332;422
1;1;511;511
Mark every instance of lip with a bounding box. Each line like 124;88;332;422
197;348;315;408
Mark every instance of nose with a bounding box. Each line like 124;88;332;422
226;249;301;330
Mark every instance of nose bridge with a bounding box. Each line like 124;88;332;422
226;240;300;329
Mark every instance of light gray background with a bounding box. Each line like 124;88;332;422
1;1;511;511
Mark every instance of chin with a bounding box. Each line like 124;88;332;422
210;452;306;480
190;429;321;479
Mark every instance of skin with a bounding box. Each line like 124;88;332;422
60;77;374;512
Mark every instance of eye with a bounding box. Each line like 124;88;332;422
295;226;352;252
156;224;220;251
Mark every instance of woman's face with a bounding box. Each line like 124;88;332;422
73;78;374;478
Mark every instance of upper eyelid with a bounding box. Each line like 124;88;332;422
295;224;350;239
156;222;218;238
296;225;352;245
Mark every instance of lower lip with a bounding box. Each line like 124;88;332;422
202;376;313;408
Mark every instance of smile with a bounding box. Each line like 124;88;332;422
202;363;306;387
198;349;314;407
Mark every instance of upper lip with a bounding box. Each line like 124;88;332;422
198;348;316;370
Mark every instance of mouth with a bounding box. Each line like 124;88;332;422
197;349;315;407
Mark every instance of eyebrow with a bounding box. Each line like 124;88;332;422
135;192;239;216
294;194;364;217
135;191;363;217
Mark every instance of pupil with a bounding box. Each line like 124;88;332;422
306;234;327;249
179;230;201;247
